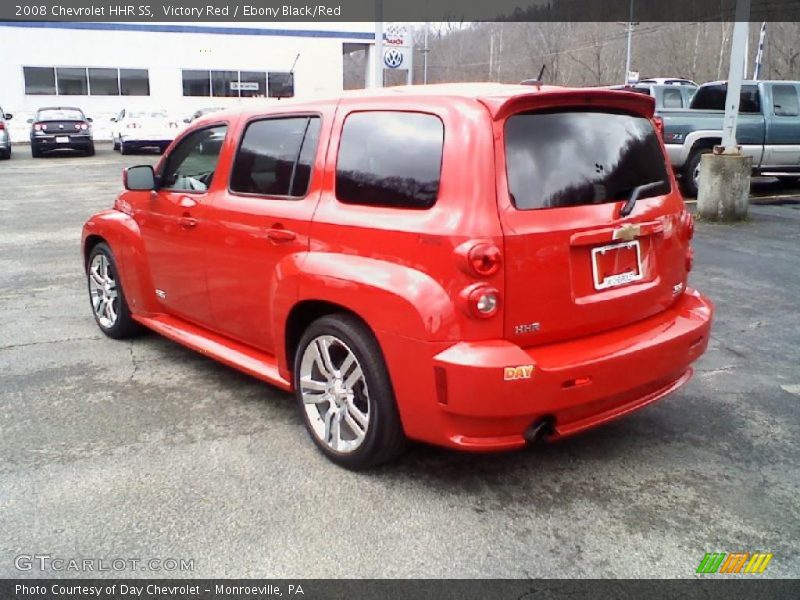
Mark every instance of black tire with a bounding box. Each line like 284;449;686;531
293;314;406;469
777;176;800;187
113;137;120;151
0;147;10;160
86;242;143;339
85;143;95;157
681;148;712;198
120;141;130;155
31;145;42;158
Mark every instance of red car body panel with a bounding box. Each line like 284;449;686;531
82;83;713;451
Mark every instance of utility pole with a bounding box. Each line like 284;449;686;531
620;0;637;84
422;24;429;84
697;0;752;221
373;0;383;88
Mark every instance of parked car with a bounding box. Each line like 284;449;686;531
28;106;94;157
661;80;800;196
111;108;180;154
639;77;698;87
185;107;224;123
610;84;697;110
0;105;12;159
82;84;713;469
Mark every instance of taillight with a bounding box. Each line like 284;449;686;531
653;116;664;138
75;122;88;130
680;210;694;240
468;243;502;277
463;284;500;319
0;122;4;130
456;240;502;278
34;123;45;131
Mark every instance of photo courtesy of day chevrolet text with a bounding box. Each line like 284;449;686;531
14;3;343;18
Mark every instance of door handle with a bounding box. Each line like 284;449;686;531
179;215;198;229
266;227;296;242
179;196;198;208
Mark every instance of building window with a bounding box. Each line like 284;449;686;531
56;67;89;95
268;73;294;98
120;69;150;96
239;71;267;98
183;70;211;97
23;67;56;95
211;70;239;98
24;66;149;96
182;70;288;98
88;68;119;96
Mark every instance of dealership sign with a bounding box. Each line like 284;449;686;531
231;81;260;91
383;23;411;71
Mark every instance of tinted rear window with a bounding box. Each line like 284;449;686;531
505;110;669;211
336;111;444;209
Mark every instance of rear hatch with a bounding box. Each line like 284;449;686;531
36;108;89;136
490;90;689;346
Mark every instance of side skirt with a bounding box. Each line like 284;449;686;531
134;314;292;392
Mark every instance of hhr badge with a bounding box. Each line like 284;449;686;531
504;365;534;381
514;322;541;335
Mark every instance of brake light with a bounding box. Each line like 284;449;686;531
0;122;4;130
462;284;500;319
34;123;46;131
653;116;664;138
75;122;89;130
468;243;502;277
680;210;695;240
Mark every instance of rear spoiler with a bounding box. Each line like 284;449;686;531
479;88;656;121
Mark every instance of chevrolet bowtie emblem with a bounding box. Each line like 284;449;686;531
613;223;641;241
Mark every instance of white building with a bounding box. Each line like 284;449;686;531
0;21;379;141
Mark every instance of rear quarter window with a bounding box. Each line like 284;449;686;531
335;111;444;209
504;110;669;211
691;84;761;113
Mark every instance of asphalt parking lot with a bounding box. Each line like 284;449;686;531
1;145;799;579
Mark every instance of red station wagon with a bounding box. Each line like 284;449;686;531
82;83;713;469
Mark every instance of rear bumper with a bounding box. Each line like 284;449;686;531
32;134;93;150
120;134;174;145
382;288;713;451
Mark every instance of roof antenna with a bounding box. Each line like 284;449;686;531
519;64;546;88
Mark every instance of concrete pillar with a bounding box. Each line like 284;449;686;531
696;152;752;221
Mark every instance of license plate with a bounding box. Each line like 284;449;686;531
591;240;643;290
56;136;70;144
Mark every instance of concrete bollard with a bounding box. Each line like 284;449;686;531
696;152;752;221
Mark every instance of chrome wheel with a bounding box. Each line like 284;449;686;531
299;335;370;453
88;253;119;329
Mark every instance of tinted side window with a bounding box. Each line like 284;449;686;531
336;112;444;209
230;116;321;197
161;125;227;192
691;84;761;113
505;110;669;211
773;85;800;117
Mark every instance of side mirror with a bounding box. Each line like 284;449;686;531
4;113;12;120
86;117;93;123
110;117;117;123
27;118;33;124
123;165;157;191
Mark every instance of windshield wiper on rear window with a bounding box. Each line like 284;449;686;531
619;180;665;217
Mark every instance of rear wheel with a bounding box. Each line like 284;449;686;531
85;143;95;157
113;136;120;151
293;314;405;470
0;147;10;160
86;243;142;339
682;148;712;198
120;140;130;155
31;145;42;158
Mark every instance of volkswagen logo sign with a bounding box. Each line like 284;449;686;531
383;48;404;69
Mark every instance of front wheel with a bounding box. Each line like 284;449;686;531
294;314;405;469
86;243;142;339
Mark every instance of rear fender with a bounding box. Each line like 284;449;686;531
82;209;160;315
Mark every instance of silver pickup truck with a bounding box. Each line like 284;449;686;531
661;80;800;196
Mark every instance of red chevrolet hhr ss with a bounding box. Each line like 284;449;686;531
82;83;713;469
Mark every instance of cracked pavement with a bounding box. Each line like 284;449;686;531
0;146;799;578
